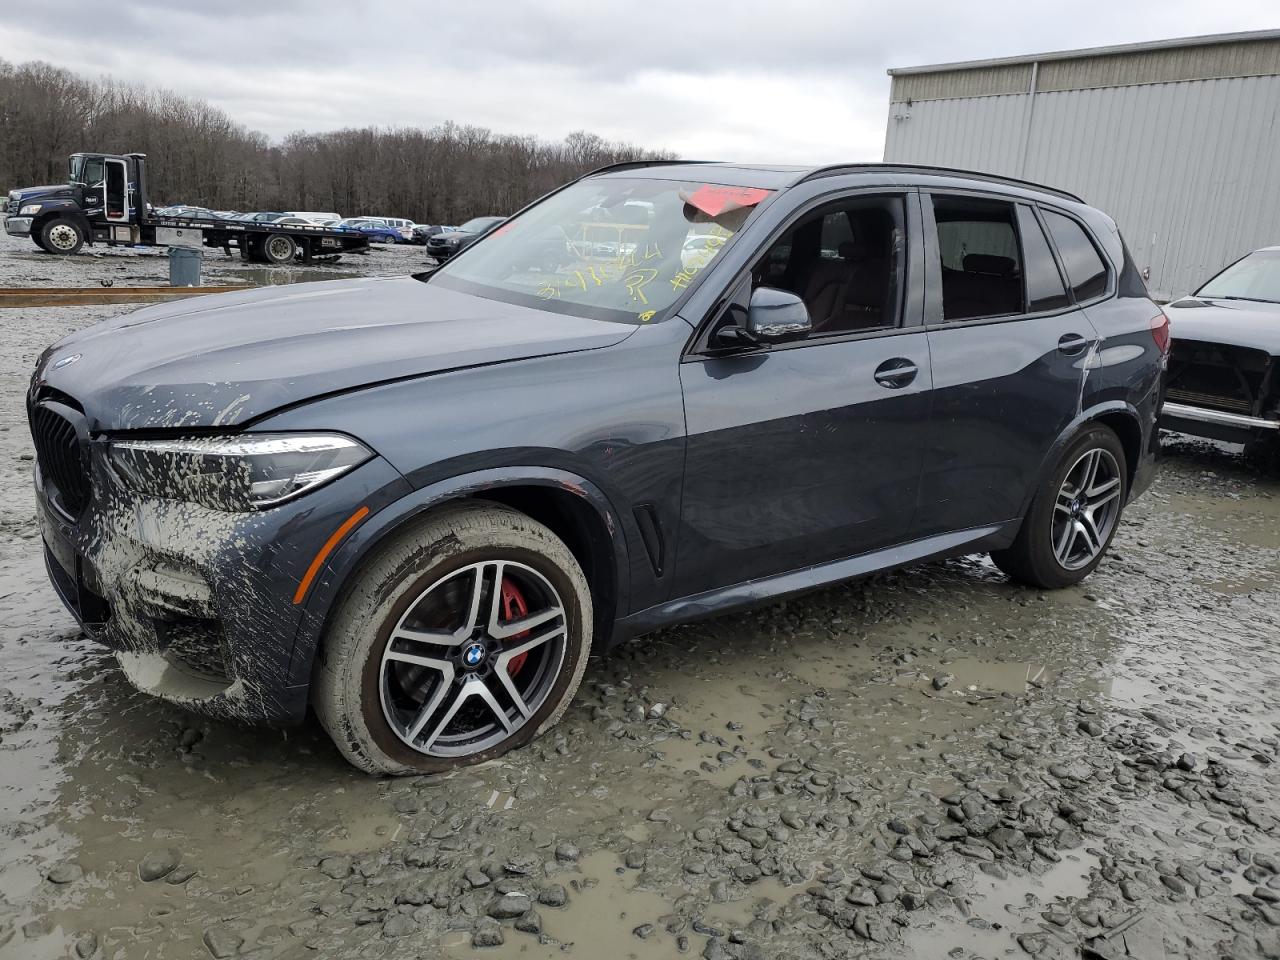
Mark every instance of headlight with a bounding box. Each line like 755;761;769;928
19;203;42;215
106;433;372;511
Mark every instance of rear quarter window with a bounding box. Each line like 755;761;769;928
1042;210;1109;302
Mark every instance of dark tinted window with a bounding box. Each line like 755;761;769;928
751;195;906;337
1043;210;1108;302
1016;205;1069;312
930;196;1023;321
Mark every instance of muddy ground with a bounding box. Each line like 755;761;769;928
1;236;1279;960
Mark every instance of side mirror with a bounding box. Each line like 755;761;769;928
745;287;811;343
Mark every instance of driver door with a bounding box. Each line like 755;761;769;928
673;192;932;597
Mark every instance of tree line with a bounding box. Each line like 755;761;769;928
0;58;667;224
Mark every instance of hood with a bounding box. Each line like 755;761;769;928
36;275;636;431
10;183;73;203
1166;297;1280;354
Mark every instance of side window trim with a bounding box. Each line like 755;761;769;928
683;188;922;359
1034;203;1116;307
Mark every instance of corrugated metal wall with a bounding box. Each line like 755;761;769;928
884;71;1280;300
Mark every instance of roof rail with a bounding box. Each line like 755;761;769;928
582;159;710;177
796;163;1083;203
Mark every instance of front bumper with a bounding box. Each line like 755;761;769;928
5;216;33;237
35;442;410;724
1160;401;1280;444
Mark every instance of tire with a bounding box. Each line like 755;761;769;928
990;424;1128;590
1244;434;1280;473
260;232;296;264
40;217;85;255
314;501;593;776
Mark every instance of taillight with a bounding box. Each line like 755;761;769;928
1150;311;1171;356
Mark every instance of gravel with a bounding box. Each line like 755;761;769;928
0;243;1278;958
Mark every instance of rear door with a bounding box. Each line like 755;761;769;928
673;191;933;597
915;193;1097;536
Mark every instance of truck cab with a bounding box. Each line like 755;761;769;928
6;152;138;254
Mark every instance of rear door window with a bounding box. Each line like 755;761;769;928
1042;210;1109;302
929;196;1024;321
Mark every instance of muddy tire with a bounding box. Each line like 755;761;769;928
1244;434;1280;473
40;217;85;255
260;233;296;265
314;501;592;776
991;424;1127;590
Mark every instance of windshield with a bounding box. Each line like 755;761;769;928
459;217;499;233
429;178;771;324
1197;250;1280;304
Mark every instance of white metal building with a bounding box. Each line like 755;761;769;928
883;30;1280;301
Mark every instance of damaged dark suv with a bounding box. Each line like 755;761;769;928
30;162;1165;775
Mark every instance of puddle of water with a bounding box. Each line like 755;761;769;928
218;266;363;286
896;657;1053;698
902;848;1100;957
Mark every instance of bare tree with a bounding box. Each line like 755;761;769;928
0;58;670;221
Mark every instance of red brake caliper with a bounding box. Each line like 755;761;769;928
500;578;530;676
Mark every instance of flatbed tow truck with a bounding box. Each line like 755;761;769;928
4;152;369;264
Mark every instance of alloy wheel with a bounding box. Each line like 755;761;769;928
378;560;567;758
1052;447;1123;570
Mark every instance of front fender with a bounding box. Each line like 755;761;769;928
32;204;93;243
285;465;629;688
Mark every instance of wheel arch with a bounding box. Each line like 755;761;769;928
293;467;628;689
32;208;93;247
1021;402;1146;517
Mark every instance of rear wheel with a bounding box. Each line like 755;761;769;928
260;232;297;264
1244;434;1280;473
991;425;1127;589
314;502;592;775
40;217;85;255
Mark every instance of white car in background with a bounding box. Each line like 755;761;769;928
287;211;341;224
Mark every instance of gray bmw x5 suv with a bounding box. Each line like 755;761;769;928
30;162;1166;774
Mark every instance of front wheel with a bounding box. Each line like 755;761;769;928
314;502;592;775
990;424;1128;589
40;217;85;255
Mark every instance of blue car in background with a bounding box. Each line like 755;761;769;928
338;218;401;244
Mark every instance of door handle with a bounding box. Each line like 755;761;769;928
1058;333;1089;356
874;357;918;389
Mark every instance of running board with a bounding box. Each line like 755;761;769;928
612;521;1014;644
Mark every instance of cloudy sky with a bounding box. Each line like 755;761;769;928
1;1;1275;162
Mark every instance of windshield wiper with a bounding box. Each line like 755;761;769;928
1219;295;1280;304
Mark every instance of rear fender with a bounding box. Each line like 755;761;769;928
1018;401;1146;518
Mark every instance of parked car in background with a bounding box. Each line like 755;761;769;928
287;211;341;224
155;205;220;219
376;217;414;241
410;223;444;245
26;162;1164;775
337;218;401;244
239;212;290;223
1160;245;1280;464
425;215;505;261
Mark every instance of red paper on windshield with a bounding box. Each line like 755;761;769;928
684;185;771;217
